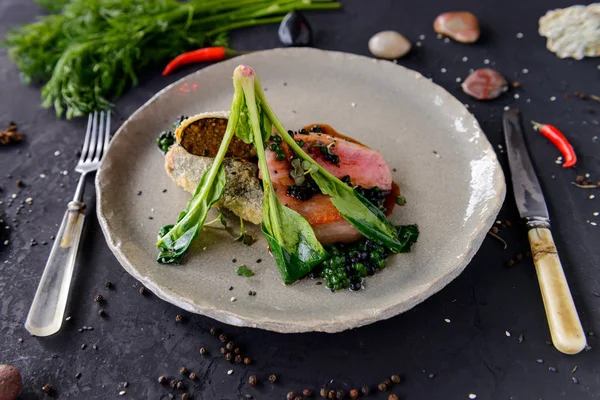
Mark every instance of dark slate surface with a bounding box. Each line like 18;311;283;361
1;0;599;399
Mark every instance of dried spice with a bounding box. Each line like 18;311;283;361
158;376;167;385
361;385;370;395
320;388;328;397
0;122;23;145
248;375;258;386
388;395;399;400
93;294;103;303
243;357;251;365
189;372;197;381
336;389;345;399
349;389;359;399
391;374;401;384
199;347;207;355
268;374;277;383
303;389;313;397
287;392;296;400
179;367;188;375
42;383;53;394
378;382;388;391
175;314;184;323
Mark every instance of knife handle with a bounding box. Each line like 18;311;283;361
528;227;586;354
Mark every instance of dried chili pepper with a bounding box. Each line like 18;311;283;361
531;121;577;168
162;47;243;76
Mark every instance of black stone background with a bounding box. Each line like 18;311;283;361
1;0;599;399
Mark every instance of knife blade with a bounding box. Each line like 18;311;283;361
503;109;586;355
503;109;549;222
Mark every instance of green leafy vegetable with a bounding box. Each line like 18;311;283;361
236;265;254;277
396;195;406;206
4;0;341;118
156;89;243;263
235;217;255;246
235;66;328;283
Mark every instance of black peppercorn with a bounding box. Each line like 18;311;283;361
234;347;241;355
225;353;232;361
226;341;234;351
303;389;313;397
170;380;177;389
175;314;184;323
287;392;295;400
189;372;197;381
182;394;190;400
378;382;387;392
336;389;345;399
349;389;359;399
179;367;188;375
220;347;227;354
248;375;258;386
98;308;106;317
199;347;207;355
176;380;185;390
42;383;53;394
243;357;251;365
219;333;227;343
294;397;302;400
234;355;242;364
158;376;167;384
320;388;328;398
268;374;277;383
361;385;370;395
391;374;401;384
139;286;147;295
93;294;103;303
383;378;391;386
210;327;218;335
327;390;335;399
105;281;112;288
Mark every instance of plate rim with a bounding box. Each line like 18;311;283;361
96;47;506;333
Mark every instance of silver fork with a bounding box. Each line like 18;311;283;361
25;111;111;337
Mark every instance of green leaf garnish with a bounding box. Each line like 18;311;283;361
236;265;254;277
235;217;255;246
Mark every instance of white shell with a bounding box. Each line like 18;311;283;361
539;4;600;60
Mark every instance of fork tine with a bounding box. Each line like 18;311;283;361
79;114;94;163
93;111;105;162
87;111;99;162
102;111;111;159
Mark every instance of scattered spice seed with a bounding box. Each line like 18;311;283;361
320;388;328;398
210;327;218;335
361;386;370;395
176;380;185;390
98;309;106;317
328;390;336;399
227;370;233;375
287;392;295;400
391;374;401;384
234;347;241;355
572;376;579;384
388;395;399;400
303;389;313;397
93;294;103;303
468;395;477;400
383;378;391;386
549;367;557;372
170;380;178;389
42;383;53;393
226;341;234;351
268;374;277;383
105;281;113;288
507;259;515;267
81;344;87;350
349;389;359;399
249;376;258;386
199;347;207;355
234;355;242;364
175;314;184;323
571;365;578;373
220;347;227;354
243;357;251;365
182;394;190;400
219;333;228;343
180;367;188;375
225;353;232;361
378;382;388;391
537;359;544;364
0;123;24;145
518;334;525;343
189;372;197;381
139;286;147;295
336;389;345;399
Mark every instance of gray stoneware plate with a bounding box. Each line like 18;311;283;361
96;48;505;333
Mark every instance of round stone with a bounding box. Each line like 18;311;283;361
434;12;480;43
368;31;412;59
461;68;508;100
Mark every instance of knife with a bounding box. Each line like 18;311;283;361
503;109;586;355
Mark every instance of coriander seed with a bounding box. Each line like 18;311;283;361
219;333;227;343
320;388;328;397
42;384;53;393
176;380;185;390
361;385;370;395
93;295;103;303
336;389;345;399
268;374;277;383
189;372;197;381
158;376;167;384
182;394;190;400
303;388;313;397
175;314;184;323
225;341;234;351
391;374;401;384
388;395;399;400
179;367;188;375
248;375;258;386
234;355;242;364
234;347;241;355
349;389;359;399
243;357;251;365
210;327;218;335
378;382;387;392
225;353;232;361
328;390;335;399
199;347;207;355
287;392;295;400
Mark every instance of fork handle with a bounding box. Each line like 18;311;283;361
25;201;86;336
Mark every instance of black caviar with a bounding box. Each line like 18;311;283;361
157;115;187;153
341;175;390;212
286;176;320;201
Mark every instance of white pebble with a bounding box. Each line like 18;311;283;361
505;330;511;337
514;94;520;99
54;151;61;156
522;68;529;74
483;59;490;64
550;96;556;101
469;395;477;400
590;195;596;199
516;32;524;39
419;34;426;40
444;318;451;323
351;102;356;108
456;77;462;83
462;56;468;62
227;370;233;375
230;297;237;302
441;68;447;73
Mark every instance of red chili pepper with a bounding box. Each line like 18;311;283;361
531;121;577;168
162;47;242;76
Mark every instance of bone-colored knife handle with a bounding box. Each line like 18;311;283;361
528;227;586;354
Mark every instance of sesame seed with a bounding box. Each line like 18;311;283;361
514;94;520;99
469;395;477;400
3;240;9;246
351;102;356;107
441;68;447;73
230;297;237;302
40;174;46;178
462;56;468;62
443;38;450;43
227;370;233;375
437;33;442;39
550;96;556;101
593;212;599;216
590;222;597;226
505;330;511;337
444;318;451;323
590;195;596;199
504;106;510;111
54;151;61;156
522;68;529;74
11;193;16;199
585;173;590;178
516;33;524;39
419;34;425;40
119;390;126;396
25;197;33;204
62;170;68;175
416;41;422;47
483;59;490;64
456;77;462;83
526;98;531;103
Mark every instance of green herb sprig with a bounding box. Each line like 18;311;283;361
4;0;341;119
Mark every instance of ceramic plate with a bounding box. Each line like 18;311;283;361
96;48;505;333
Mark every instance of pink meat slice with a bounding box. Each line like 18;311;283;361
263;131;393;244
